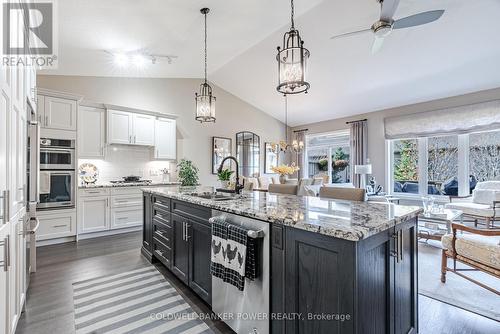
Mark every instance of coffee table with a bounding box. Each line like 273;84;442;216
418;209;463;241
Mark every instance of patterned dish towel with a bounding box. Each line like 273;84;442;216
210;216;260;291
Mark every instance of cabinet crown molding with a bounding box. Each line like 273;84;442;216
104;104;178;119
36;87;84;101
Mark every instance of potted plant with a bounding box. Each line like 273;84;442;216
271;163;300;184
177;159;199;186
217;168;234;189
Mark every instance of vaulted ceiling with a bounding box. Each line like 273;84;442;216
41;0;500;126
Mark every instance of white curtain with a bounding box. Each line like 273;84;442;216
385;100;500;139
349;120;368;188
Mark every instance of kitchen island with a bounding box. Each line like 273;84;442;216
141;186;422;334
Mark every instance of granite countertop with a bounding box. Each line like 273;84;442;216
142;186;422;241
79;181;181;189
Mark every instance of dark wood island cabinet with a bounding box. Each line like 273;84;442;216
142;187;421;334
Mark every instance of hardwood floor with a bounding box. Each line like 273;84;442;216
16;232;500;334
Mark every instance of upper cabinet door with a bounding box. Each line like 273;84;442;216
132;114;155;146
43;96;77;130
107;110;132;145
154;118;176;160
78;106;105;158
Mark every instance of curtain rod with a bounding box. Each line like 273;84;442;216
293;128;308;133
345;119;367;124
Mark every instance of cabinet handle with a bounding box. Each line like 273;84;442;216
52;224;67;228
391;230;404;263
0;236;9;271
129;135;132;144
134;135;136;143
45;115;48;126
182;222;186;241
185;223;190;241
399;230;404;263
1;190;9;224
117;217;129;220
86;191;101;194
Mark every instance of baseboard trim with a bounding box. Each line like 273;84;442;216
77;226;142;240
36;236;76;247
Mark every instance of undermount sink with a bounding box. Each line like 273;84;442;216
193;193;238;201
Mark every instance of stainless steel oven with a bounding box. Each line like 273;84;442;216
37;171;75;209
40;138;75;170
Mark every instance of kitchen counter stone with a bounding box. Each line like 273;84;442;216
142;186;422;241
79;181;180;189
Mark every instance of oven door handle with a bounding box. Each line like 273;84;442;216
40;148;74;153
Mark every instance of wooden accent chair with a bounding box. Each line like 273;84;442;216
441;223;500;295
268;184;298;195
319;187;366;201
445;181;500;229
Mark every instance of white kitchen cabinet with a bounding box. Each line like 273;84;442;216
0;224;9;334
107;109;155;146
132;113;155;146
36;209;77;241
107;109;132;145
154;118;176;160
78;106;105;158
38;95;77;131
78;196;110;234
110;206;142;230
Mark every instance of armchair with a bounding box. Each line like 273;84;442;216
445;181;500;228
441;223;500;295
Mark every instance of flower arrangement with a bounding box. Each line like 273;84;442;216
271;163;300;176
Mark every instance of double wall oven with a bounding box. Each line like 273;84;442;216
37;138;75;209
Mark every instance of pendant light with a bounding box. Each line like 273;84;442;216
195;8;216;123
276;0;310;95
271;95;304;154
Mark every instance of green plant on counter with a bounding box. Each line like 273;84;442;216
177;159;199;186
217;168;234;181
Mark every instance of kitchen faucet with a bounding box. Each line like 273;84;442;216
217;156;244;194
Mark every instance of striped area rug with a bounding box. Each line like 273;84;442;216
72;266;213;334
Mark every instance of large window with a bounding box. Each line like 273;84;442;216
306;130;350;184
393;139;419;193
389;129;500;197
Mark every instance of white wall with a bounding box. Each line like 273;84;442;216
38;75;286;186
291;87;500;191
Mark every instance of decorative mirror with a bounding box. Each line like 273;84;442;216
264;142;279;174
236;132;260;177
212;137;232;174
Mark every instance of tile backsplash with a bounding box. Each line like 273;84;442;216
78;145;175;184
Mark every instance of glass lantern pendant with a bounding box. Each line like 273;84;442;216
195;8;216;123
276;0;310;95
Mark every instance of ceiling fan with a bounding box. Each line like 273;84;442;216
330;0;444;54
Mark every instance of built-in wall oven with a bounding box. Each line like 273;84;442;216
39;138;75;170
37;137;75;209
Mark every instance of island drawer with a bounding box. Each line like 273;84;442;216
153;237;172;268
153;218;172;245
152;207;171;224
153;195;171;212
172;199;211;222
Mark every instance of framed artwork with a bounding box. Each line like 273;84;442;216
264;142;279;174
212;137;232;174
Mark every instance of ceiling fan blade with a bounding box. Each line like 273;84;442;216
330;28;371;40
393;10;445;29
371;36;385;54
380;0;401;22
